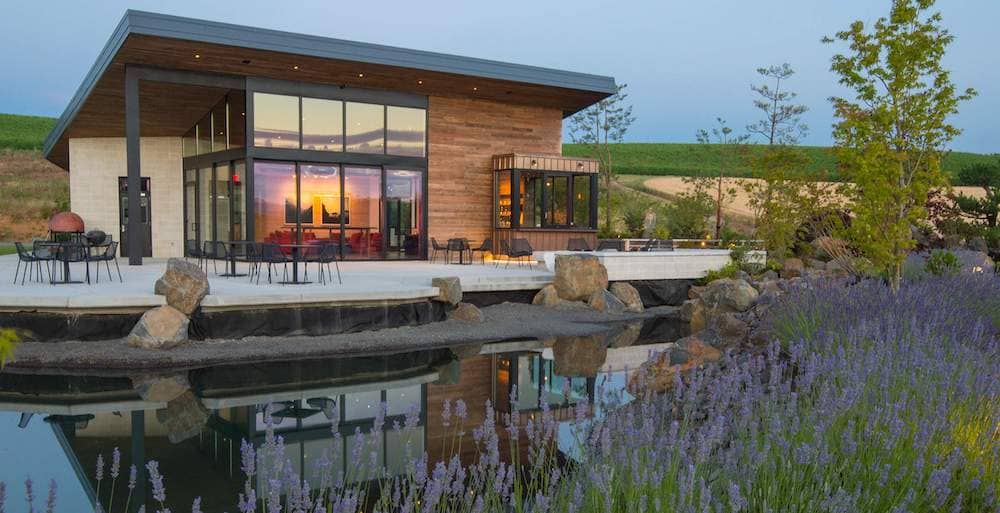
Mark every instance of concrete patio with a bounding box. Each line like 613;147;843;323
0;255;552;312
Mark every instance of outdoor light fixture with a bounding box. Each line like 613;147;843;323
418;80;423;85
194;53;201;59
473;86;479;91
293;65;299;70
358;73;364;78
530;159;537;168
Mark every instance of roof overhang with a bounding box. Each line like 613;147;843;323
43;10;617;169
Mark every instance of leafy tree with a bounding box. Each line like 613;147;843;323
568;84;636;232
950;160;1000;228
695;118;749;238
825;0;976;290
747;63;809;145
663;192;714;239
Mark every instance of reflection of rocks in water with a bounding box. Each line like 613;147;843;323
552;334;608;378
156;390;210;443
606;321;643;348
131;372;190;402
435;359;462;385
630;335;722;394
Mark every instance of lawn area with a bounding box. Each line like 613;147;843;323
563;142;997;185
0;113;56;151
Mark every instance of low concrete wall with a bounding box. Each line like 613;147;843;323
539;250;766;281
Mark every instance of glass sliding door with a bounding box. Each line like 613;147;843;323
213;163;232;242
253;162;298;245
184;169;198;255
299;164;342;246
385;169;423;259
198;166;213;249
232;161;246;240
343;166;382;259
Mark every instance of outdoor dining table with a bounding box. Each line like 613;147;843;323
49;242;90;285
220;241;255;278
447;238;472;265
278;243;315;284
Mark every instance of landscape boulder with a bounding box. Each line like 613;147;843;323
679;299;708;333
552;335;608;378
127;305;189;350
448;302;484;322
588;289;628;315
705;311;749;348
553;254;608;301
609;282;644;313
607;321;643;348
131;373;190;402
153;258;209;316
632;335;722;393
532;284;561;307
781;257;805;278
699;278;758;312
431;277;463;306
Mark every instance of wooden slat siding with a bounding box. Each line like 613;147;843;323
427;96;562;246
495;228;598;252
425;354;496;465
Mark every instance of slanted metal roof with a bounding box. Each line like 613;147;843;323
43;10;617;161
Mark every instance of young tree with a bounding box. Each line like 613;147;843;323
826;0;975;290
568;83;636;232
695;118;749;239
747;63;809;146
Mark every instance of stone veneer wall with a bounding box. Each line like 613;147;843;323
426;96;563;244
69;137;184;258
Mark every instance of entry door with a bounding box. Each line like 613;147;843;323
119;177;152;257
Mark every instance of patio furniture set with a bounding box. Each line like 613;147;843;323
12;231;121;285
187;240;342;285
429;237;538;267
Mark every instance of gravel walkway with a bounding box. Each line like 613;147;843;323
4;303;679;376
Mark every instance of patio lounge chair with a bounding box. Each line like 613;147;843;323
567;238;592;251
506;238;534;268
86;241;122;283
470;238;492;264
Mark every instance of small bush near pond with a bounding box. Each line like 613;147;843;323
6;275;997;513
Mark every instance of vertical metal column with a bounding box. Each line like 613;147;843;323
130;410;146;512
125;66;143;265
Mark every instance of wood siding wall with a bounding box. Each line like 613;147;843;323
427;96;563;246
495;229;598;253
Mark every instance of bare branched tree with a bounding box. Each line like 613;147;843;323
747;64;808;146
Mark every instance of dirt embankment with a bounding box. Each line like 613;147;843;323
0;150;68;241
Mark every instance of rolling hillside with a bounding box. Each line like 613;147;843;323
563;143;997;184
0;114;68;241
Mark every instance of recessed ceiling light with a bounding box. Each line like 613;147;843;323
473;87;479;91
358;73;365;78
194;54;201;59
293;65;299;70
417;80;423;85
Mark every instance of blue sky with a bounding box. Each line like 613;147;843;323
1;0;996;153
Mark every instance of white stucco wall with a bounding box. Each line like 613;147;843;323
68;137;183;258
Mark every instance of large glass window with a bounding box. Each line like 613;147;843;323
198;166;213;244
184;169;197;246
253;162;298;243
302;98;344;151
253;93;300;148
346;102;384;154
211;101;228;151
343;166;382;258
386;106;425;157
213;163;231;241
496;170;512;228
299;164;342;245
196;116;212;154
573;175;592;228
547;176;569;226
228;90;246;149
520;173;544;228
182;128;197;157
232;162;246;240
386;170;423;258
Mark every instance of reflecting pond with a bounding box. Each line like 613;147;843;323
0;316;685;512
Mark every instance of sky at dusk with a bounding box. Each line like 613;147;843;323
1;0;997;153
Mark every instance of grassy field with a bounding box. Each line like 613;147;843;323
563;143;997;185
0;113;56;151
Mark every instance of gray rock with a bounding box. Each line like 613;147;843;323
131;373;190;402
708;311;749;345
606;321;643;348
807;258;826;270
688;285;707;299
588;289;628;314
735;270;752;282
679;299;708;333
552;335;607;378
553;254;608;301
448;302;484;322
155;391;209;444
127;306;189;350
700;278;759;312
967;237;988;253
153;258;209;316
431;277;463;306
609;282;644;313
532;284;561;306
760;269;779;281
781;257;805;278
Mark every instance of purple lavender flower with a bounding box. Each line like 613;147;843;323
95;454;105;482
128;464;137;490
0;481;6;513
190;497;202;513
111;447;121;480
44;480;56;513
146;460;167;503
455;399;467;421
24;477;34;513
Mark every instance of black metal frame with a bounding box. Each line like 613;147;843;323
503;169;598;230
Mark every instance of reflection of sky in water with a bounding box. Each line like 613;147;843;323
558;370;633;461
0;412;92;513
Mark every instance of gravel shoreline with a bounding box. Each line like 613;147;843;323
4;303;679;376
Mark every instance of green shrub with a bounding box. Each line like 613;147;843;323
698;262;741;285
0;329;19;368
925;250;962;276
622;204;647;237
663;194;712;239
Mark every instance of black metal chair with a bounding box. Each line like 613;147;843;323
56;243;91;284
13;242;47;285
470;238;492;264
567;238;592;251
430;237;449;263
507;238;534;268
32;241;60;282
596;239;623;251
243;242;262;283
258;243;290;284
308;243;342;285
87;241;122;283
639;238;658;252
207;241;232;276
186;240;207;270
